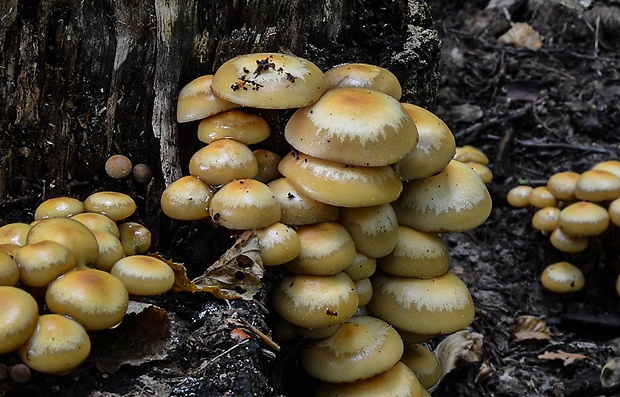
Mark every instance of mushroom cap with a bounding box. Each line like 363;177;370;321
118;221;152;256
301;315;404;383
104;154;133;179
0;286;39;354
540;261;585;293
110;255;175;296
324;63;403;99
34;197;84;220
506;185;533;207
354;277;373;307
132;163;153;183
558;201;609;237
575;169;620;202
161;175;212;221
528;186;558;208
271;272;358;329
46;269;129;330
609;197;620;227
368;271;475;335
189;139;258;185
26;217;99;268
267;177;339;226
315;362;422;397
454;145;489;165
90;230;125;272
393;160;492;233
176;74;240;123
208;179;281;230
197;109;270;145
15;240;76;287
253;149;283;183
0;251;19;286
400;343;441;390
338;204;399;258
278;152;403;208
256;221;302;266
83;191;137;221
0;222;30;246
285;222;357;276
393;103;456;181
465;162;493;184
549;228;588;253
71;212;120;238
592;160;620;178
531;207;561;233
377;226;450;278
17;314;91;375
285;87;418;166
211;53;328;109
546;171;580;202
344;252;377;281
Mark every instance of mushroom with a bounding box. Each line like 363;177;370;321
592;160;620;178
188;138;259;185
540;261;585;293
609;197;620;227
465;162;493;184
160;175;212;221
324;62;403;99
531;207;561;233
197;109;270;145
268;177;339;226
557;201;609;237
255;222;302;267
71;212;120;238
344;252;377;281
104;154;133;179
338;204;399;258
546;171;580;202
528;186;558;208
118;221;152;256
0;251;19;286
253;149;282;183
33;196;84;220
506;185;534;208
110;255;175;296
0;286;39;354
83;191;137;221
575;169;620;202
453;145;489;165
400;343;442;390
176;74;240;123
15;240;76;287
132;163;153;183
354;277;373;307
0;222;30;246
90;230;125;272
17;313;91;375
549;228;588;253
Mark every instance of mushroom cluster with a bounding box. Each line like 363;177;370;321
454;145;493;184
506;160;620;295
170;53;493;394
0;193;174;375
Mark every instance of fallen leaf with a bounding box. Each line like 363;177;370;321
498;22;543;50
434;329;484;377
601;357;620;388
511;315;552;341
537;350;586;366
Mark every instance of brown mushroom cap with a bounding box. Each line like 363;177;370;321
161;175;212;221
278;152;403;208
338;204;399;259
400;343;441;390
0;222;30;246
394;103;456;181
324;63;403;100
256;222;302;266
549;228;588;253
105;155;133;179
15;240;76;287
558;201;609;237
368;271;475;335
285;87;418;166
271;272;358;329
393;160;492;233
0;286;39;354
301;315;404;383
34;197;84;220
83;191;137;221
189;139;258;185
546;171;580;202
197;109;270;145
176;74;240;123
17;314;91;375
528;186;558;208
46;269;129;330
506;185;533;207
132;163;153;183
540;261;585;293
268;177;339;226
209;179;281;230
110;255;175;296
575;169;620;202
531;207;561;233
211;53;329;109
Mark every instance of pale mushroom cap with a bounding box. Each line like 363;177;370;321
0;286;39;354
454;145;489;165
71;212;120;238
278;152;403;208
256;222;302;266
268;177;339;226
528;186;558;208
324;63;403;99
271;272;358;329
253;149;283;183
368;271;475;335
46;269;129;330
394;103;456;181
506;185;533;207
393;160;492;233
377;226;450;278
532;206;561;232
301;315;404;383
344;252;377;281
176;74;240;123
208;179;281;230
575;169;620;201
197;109;270;145
592;160;620;179
558;201;609;237
541;261;585;293
17;313;91;375
549;228;588;253
285;88;418;166
15;240;76;287
465;162;493;184
400;343;442;390
161;175;212;221
34;197;84;220
0;251;19;286
338;204;399;258
0;222;30;246
211;53;329;109
189;139;258;185
547;171;580;202
285;222;357;276
83;191;137;221
90;230;125;272
118;221;152;256
110;255;175;296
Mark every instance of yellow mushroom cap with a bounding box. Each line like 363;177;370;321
324;63;403;99
394;103;456;181
528;186;558;208
338;204;399;259
189;139;258;185
454;145;489;165
118;222;152;256
197;109;270;145
83;191;137;221
400;343;441;390
0;251;19;286
558;201;609;237
0;222;30;246
256;222;302;267
592;160;620;178
575;169;620;202
549;228;588;253
161;175;212;221
532;207;561;233
354;278;373;307
15;240;76;287
176;74;240;123
540;261;585;293
547;171;580;202
301;315;404;383
393;160;492;233
267;177;339;226
253;149;283;184
71;212;120;238
466;162;493;184
285;87;418;166
110;255;175;296
90;230;125;272
368;271;475;335
344;252;377;281
271;272;358;329
609;197;620;227
0;286;39;354
34;197;84;220
46;269;129;330
506;185;533;207
278;152;403;208
17;314;91;375
211;53;329;109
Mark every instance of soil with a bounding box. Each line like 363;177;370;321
2;0;620;396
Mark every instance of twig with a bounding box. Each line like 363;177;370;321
230;318;281;352
454;104;532;143
514;139;617;154
197;338;250;373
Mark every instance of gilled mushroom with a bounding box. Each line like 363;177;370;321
531;207;561;233
506;185;534;208
189;138;259;185
558;201;609;237
118;221;152;256
268;177;339;226
546;171;580;202
575;169;620;202
160;175;212;221
528;186;558;208
256;222;302;267
324;62;403;99
338;204;399;259
15;240;76;287
540;261;585;293
197;109;270;145
400;343;442;390
90;230;125;272
549;227;588;253
176;74;240;123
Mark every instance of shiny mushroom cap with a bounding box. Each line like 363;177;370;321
176;74;240;123
0;286;39;354
197;109;270;145
338;204;399;259
540;261;585;293
324;62;403;99
161;175;212;221
558;201;609;237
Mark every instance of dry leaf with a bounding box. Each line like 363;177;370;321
601;357;620;388
511;315;552;341
537;350;586;366
434;329;484;377
498;22;543;50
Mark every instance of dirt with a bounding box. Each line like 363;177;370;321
2;1;620;396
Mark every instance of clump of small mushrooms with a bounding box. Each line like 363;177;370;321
170;53;493;394
0;193;174;376
507;160;620;296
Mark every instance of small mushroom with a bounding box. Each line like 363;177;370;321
189;138;258;185
506;185;534;208
176;74;240;123
400;343;442;390
90;230;125;272
324;62;402;99
0;286;39;354
338;204;399;259
15;240;76;287
160;175;212;221
132;163;153;183
34;196;84;220
0;222;30;246
546;171;580;202
575;169;620;202
268;177;339;226
549;227;588;253
253;149;282;183
118;221;152;256
105;154;133;179
0;251;19;286
110;255;175;296
540;261;585;293
256;222;301;267
531;207;561;233
528;186;558;208
197;109;270;145
71;212;120;238
558;201;609;237
83;191;137;221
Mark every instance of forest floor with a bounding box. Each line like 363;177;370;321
2;0;620;396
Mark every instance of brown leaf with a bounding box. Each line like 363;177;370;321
511;315;552;342
537;350;586;366
498;22;544;50
434;330;484;377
